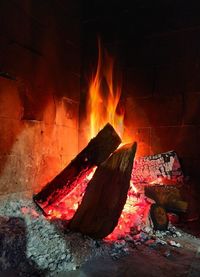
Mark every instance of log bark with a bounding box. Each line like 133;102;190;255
69;142;137;239
33;123;121;214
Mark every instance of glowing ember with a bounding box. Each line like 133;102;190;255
106;181;151;240
46;167;97;220
87;39;124;139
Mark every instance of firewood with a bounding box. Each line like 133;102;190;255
150;204;169;231
132;151;184;187
33;123;121;214
145;185;188;213
69;142;137;239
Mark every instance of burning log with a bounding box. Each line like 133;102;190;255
69;142;137;239
132;150;184;188
33;123;121;214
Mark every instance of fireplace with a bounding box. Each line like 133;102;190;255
1;0;200;275
32;39;188;241
0;0;199;213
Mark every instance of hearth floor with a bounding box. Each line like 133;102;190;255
0;193;200;277
68;233;200;277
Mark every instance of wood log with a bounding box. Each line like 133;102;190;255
69;142;137;239
33;123;121;214
145;185;188;213
150;204;169;231
132;151;184;189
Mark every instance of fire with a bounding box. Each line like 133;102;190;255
45;42;150;240
87;40;124;139
46;167;97;220
85;43;152;239
106;180;151;240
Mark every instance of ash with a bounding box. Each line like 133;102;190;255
0;194;108;276
0;193;189;276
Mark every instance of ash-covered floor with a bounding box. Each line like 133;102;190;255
0;193;200;277
71;234;200;277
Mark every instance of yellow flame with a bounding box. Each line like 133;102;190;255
87;40;124;139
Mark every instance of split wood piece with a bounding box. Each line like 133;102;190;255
132;151;184;187
145;185;188;213
69;142;137;239
33;123;121;214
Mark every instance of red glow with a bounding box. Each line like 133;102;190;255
105;181;151;240
46;165;151;240
46;167;97;220
40;44;181;240
43;41;152;238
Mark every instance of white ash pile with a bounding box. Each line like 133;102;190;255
0;193;185;276
0;194;110;276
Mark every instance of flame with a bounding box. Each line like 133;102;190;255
35;40;181;242
44;42;152;239
87;40;124;139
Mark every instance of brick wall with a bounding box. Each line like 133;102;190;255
81;0;200;179
0;0;80;195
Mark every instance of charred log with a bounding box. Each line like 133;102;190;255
69;142;137;239
132;151;184;186
33;123;121;214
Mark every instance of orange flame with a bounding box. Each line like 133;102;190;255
44;42;153;240
87;40;124;139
